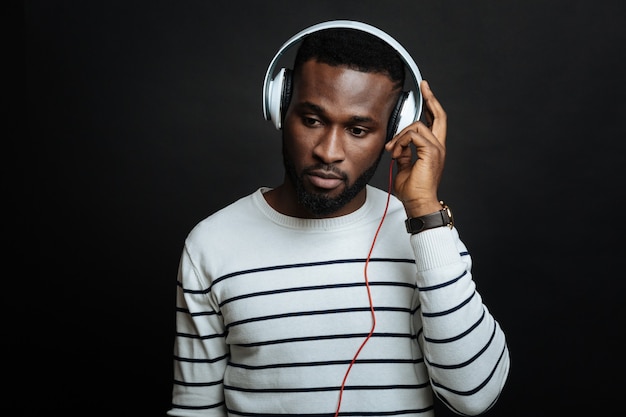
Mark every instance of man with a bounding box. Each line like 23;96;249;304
168;21;510;417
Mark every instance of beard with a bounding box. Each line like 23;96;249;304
282;144;384;217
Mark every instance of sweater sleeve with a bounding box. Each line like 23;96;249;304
410;226;510;416
167;245;229;417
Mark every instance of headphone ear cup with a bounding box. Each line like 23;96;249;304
387;91;409;141
266;68;293;130
387;90;417;141
280;69;293;128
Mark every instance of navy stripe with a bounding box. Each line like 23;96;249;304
427;316;497;370
216;257;415;283
220;280;416;307
226;306;411;329
235;332;412;348
431;343;508;396
170;401;224;410
181;258;416;295
422;292;475;317
224;382;430;393
424;308;486;344
176;331;226;340
174;353;229;364
177;306;220;318
418;270;467;291
173;378;223;387
229;357;423;370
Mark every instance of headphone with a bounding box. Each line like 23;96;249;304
262;20;423;141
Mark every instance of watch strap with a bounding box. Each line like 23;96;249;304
405;203;453;234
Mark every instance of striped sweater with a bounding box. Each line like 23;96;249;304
167;185;510;417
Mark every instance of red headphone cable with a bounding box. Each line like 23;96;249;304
334;158;395;416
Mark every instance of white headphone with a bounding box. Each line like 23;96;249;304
262;20;423;139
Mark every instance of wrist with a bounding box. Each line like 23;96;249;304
403;199;443;218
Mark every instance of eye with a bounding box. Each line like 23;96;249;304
348;126;369;137
302;116;321;127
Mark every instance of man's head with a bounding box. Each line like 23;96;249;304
280;28;407;218
285;28;407;138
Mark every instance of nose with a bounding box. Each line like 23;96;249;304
313;126;345;164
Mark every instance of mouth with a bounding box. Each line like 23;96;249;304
305;169;345;190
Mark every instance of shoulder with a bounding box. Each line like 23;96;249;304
185;188;265;248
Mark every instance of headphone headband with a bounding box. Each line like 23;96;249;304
262;20;423;128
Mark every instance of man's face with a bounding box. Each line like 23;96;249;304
282;60;399;218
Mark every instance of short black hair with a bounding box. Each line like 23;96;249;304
293;28;405;90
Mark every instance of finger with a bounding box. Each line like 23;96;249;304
385;123;438;164
388;134;415;172
386;118;422;150
424;108;433;128
421;80;447;146
385;130;414;160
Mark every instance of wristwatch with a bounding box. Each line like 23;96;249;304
405;201;454;234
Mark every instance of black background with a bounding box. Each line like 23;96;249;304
21;1;625;416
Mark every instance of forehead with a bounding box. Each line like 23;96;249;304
292;60;399;119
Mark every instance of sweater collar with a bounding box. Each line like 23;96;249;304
253;186;375;231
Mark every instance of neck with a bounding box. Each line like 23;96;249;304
263;178;367;219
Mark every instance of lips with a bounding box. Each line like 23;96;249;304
306;169;345;190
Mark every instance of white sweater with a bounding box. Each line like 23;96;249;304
167;186;510;417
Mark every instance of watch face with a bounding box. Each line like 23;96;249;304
406;217;424;233
412;218;425;231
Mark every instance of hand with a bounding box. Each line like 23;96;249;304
385;80;447;217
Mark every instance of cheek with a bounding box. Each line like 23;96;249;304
356;147;384;173
283;123;314;157
350;139;385;162
282;131;309;169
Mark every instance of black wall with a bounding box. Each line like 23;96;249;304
21;1;625;416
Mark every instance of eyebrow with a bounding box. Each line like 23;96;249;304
298;101;376;124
